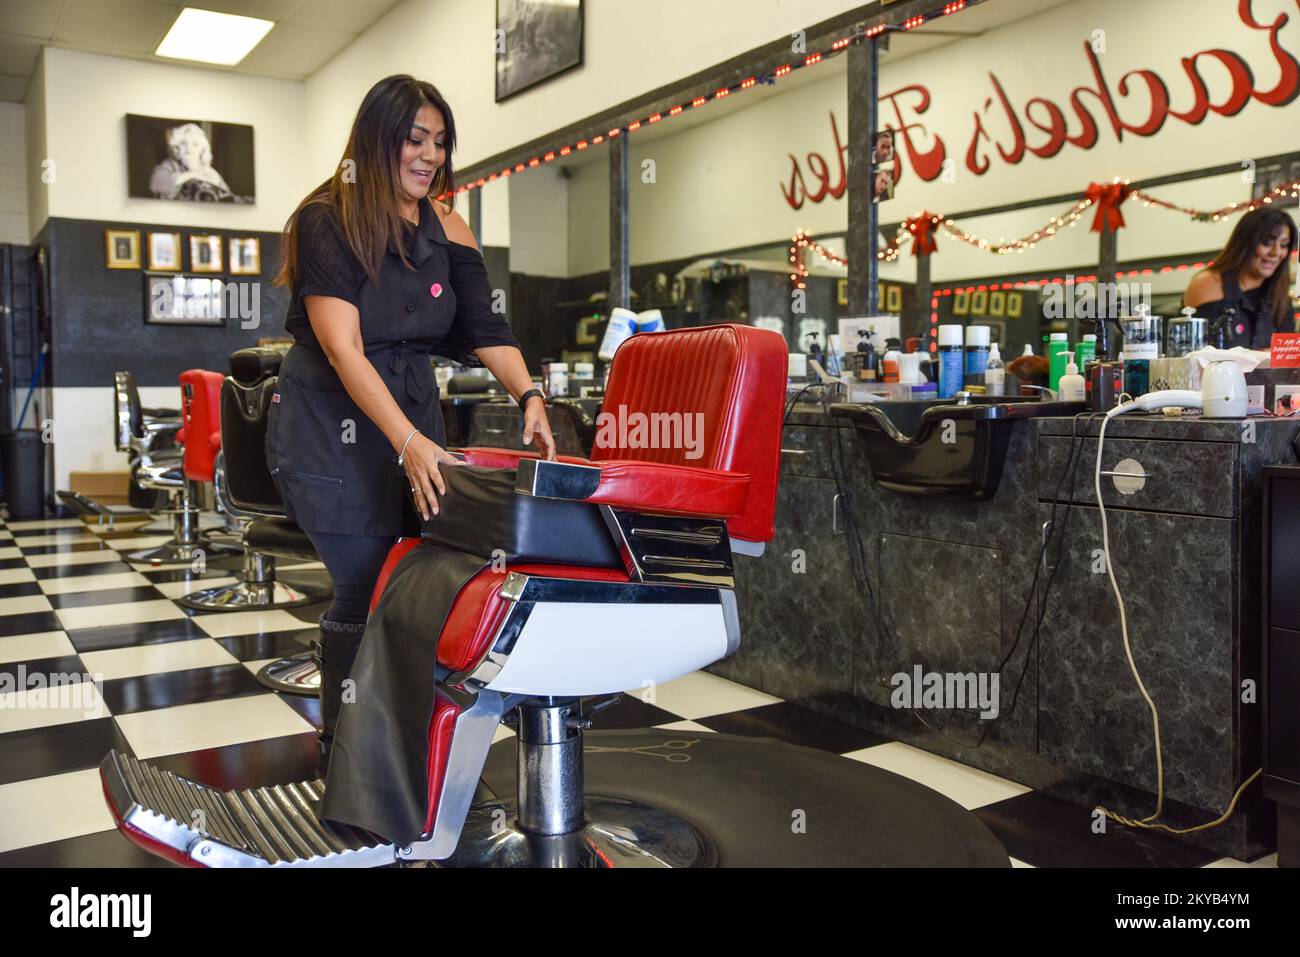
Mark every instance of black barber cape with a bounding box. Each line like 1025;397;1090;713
320;542;489;844
319;465;625;845
267;195;518;537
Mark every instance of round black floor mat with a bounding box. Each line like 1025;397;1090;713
476;729;1009;867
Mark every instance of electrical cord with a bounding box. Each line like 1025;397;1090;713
816;387;1104;748
1093;407;1262;835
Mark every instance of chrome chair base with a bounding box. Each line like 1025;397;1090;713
436;795;716;868
255;652;320;695
179;577;332;612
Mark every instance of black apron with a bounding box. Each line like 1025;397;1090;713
1197;271;1273;350
267;200;458;537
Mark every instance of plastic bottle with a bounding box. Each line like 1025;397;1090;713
937;325;964;398
882;338;901;384
1047;332;1071;392
1022;343;1034;358
1075;334;1097;371
964;325;991;381
984;342;1005;396
1058;358;1086;402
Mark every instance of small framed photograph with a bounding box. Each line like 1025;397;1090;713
971;289;989;315
989;290;1007;317
147;231;182;271
228;237;261;275
145;273;226;326
836;278;848;306
1006;291;1023;318
105;229;141;269
189;234;223;273
872;127;895;165
872;163;895;203
953;290;971;316
885;284;903;313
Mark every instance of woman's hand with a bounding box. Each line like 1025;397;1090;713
401;432;464;520
522;396;557;461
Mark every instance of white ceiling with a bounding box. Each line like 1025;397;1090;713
0;0;406;102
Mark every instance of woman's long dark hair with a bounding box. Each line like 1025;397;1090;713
1207;207;1298;331
276;75;457;288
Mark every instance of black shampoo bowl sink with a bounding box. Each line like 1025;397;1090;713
831;398;1085;500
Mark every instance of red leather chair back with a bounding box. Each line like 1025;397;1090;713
180;369;224;483
594;323;787;542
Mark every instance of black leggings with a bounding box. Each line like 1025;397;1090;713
306;531;397;625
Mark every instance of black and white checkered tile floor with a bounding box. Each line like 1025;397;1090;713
0;516;1277;868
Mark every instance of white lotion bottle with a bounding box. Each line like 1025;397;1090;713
1059;358;1086;402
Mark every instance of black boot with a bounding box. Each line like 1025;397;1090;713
314;615;366;774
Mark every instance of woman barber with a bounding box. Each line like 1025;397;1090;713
270;74;556;767
1183;207;1297;348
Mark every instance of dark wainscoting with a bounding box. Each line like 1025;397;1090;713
38;217;290;388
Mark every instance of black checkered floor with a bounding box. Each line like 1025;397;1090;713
0;516;1274;868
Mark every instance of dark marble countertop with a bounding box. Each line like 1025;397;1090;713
785;396;1300;445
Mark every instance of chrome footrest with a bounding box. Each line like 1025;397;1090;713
100;751;395;868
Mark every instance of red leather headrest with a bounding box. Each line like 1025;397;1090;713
179;369;225;483
594;324;786;542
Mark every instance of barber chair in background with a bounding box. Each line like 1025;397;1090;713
178;354;331;616
465;397;592;456
114;371;229;563
100;324;1009;868
179;349;329;693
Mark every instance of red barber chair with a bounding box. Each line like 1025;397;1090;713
99;324;1009;868
116;370;237;565
179;354;332;614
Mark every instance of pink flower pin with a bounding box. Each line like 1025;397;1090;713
430;282;443;298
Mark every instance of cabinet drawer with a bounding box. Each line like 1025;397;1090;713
1038;435;1237;518
780;425;844;480
1268;626;1300;789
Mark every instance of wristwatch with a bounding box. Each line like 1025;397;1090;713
518;388;546;415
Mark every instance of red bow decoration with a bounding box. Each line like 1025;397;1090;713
906;212;940;256
1086;182;1132;233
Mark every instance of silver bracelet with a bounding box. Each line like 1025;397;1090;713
395;428;419;466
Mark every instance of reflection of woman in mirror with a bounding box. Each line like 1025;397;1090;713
1183;208;1297;348
873;127;895;164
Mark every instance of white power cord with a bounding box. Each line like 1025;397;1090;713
1094;401;1261;834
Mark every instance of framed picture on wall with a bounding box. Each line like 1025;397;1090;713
496;0;584;102
836;278;848;306
147;231;182;271
105;229;141;269
189;235;223;273
971;289;989;315
953;290;970;316
989;290;1006;317
885;284;903;313
145;274;226;326
228;237;261;275
126;114;254;204
1007;291;1024;318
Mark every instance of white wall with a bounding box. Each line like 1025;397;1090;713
507;164;570;276
0;103;27;244
35;47;312;236
303;0;871;184
478;175;510;247
51;386;179;490
23;53;45;243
